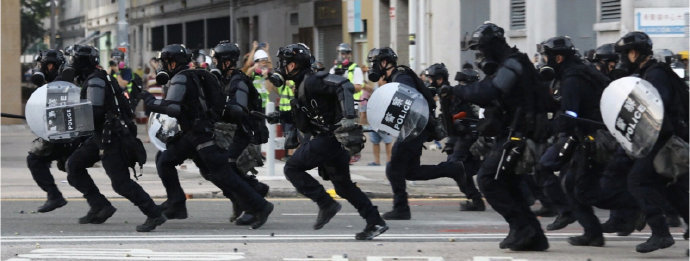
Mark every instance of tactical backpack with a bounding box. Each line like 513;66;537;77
228;70;269;144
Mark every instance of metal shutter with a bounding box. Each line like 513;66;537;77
511;0;526;29
600;0;621;22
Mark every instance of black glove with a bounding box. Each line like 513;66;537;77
334;118;365;156
266;111;281;124
439;85;453;99
138;90;155;104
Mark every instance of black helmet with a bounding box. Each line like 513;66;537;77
159;44;192;73
593;43;618;63
614;31;653;55
70;45;100;72
276;43;313;70
466;22;505;50
111;49;125;61
424;63;449;82
337;43;352;53
38;49;65;67
367;47;397;65
211;40;240;68
540;36;576;56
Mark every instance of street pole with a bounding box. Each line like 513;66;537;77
408;0;417;71
50;0;56;49
118;0;129;65
389;0;397;51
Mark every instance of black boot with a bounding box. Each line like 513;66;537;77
161;201;188;220
355;222;389;240
568;234;605;247
382;207;411;220
460;197;486;211
546;213;576;231
314;201;342;230
499;229;516;249
508;225;550;251
79;205;117;224
136;214;167;232
636;234;675;253
37;197;67;213
235;212;257;226
250;202;274;229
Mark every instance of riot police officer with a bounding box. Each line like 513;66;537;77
428;63;485;211
614;31;689;253
367;47;462;220
590;43;620;79
65;45;166;232
452;23;551;251
265;43;388;240
210;41;270;225
26;49;75;213
140;44;274;230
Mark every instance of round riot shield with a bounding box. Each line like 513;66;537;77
25;81;94;141
366;82;430;140
600;76;664;158
147;112;181;151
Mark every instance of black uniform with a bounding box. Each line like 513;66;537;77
66;67;164;231
279;70;386;237
439;80;484;210
26;49;78;213
454;24;551;251
383;66;463;219
626;59;689;246
143;68;273;229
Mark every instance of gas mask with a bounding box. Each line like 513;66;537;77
539;66;555;81
156;69;170;85
368;60;390;82
475;52;498;76
618;51;647;75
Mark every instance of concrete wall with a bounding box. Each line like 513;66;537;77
594;0;688;52
459;0;490;67
428;0;461;75
2;0;23;124
556;0;597;54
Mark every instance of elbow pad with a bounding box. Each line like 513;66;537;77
491;58;523;94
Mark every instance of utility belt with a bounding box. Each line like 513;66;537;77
291;99;334;135
101;112;147;180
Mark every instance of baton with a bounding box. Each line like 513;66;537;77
1;113;26;119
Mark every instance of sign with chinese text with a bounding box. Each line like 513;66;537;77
635;8;688;37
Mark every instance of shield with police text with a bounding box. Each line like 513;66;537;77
147;112;181;151
600;76;664;158
366;82;430;140
25;81;95;141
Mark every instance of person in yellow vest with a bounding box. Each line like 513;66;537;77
277;80;295;159
246;49;275;110
329;43;364;164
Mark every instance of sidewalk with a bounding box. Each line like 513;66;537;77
1;124;469;200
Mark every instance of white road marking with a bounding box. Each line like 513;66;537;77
8;248;244;260
1;232;664;244
281;212;361;216
367;257;444;261
473;257;528;261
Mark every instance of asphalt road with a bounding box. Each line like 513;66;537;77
2;198;687;261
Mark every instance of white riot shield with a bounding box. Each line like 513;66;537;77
600;76;664;158
147;112;181;151
366;82;430;140
25;81;95;141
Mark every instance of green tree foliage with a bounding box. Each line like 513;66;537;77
21;0;50;53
